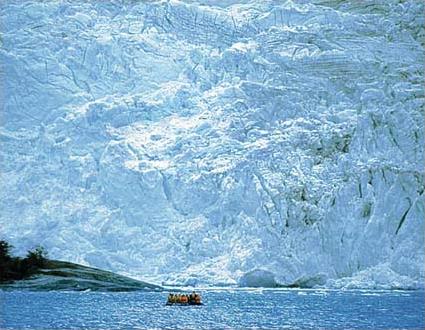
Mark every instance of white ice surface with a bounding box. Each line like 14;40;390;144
0;0;424;289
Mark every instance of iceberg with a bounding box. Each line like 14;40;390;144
0;0;424;288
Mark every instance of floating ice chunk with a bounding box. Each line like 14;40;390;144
326;263;422;290
238;269;277;288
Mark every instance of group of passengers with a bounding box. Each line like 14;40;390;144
167;291;201;304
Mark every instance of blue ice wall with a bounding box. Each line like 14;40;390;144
1;0;424;288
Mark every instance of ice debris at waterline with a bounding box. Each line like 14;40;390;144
0;0;424;289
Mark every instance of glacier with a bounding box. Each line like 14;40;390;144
0;0;424;289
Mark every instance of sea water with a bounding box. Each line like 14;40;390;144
1;289;424;329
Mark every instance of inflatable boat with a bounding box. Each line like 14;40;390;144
165;301;203;306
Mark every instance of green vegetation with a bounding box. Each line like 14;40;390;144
0;240;48;282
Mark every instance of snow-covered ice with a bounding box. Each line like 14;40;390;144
1;0;424;289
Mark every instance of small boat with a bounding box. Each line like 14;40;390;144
166;292;203;306
165;301;203;306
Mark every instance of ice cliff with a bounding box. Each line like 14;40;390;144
1;0;424;289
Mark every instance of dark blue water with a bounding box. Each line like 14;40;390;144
1;289;424;329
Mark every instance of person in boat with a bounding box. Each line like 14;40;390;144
168;293;173;303
195;293;201;304
181;294;188;303
190;291;196;303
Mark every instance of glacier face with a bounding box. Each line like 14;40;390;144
1;0;424;289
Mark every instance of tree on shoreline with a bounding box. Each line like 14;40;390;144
0;240;13;263
0;240;48;283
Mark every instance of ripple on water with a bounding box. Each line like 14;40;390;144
2;290;424;329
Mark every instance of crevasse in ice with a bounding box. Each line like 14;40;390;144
1;0;424;289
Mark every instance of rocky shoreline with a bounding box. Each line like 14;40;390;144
0;260;162;292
